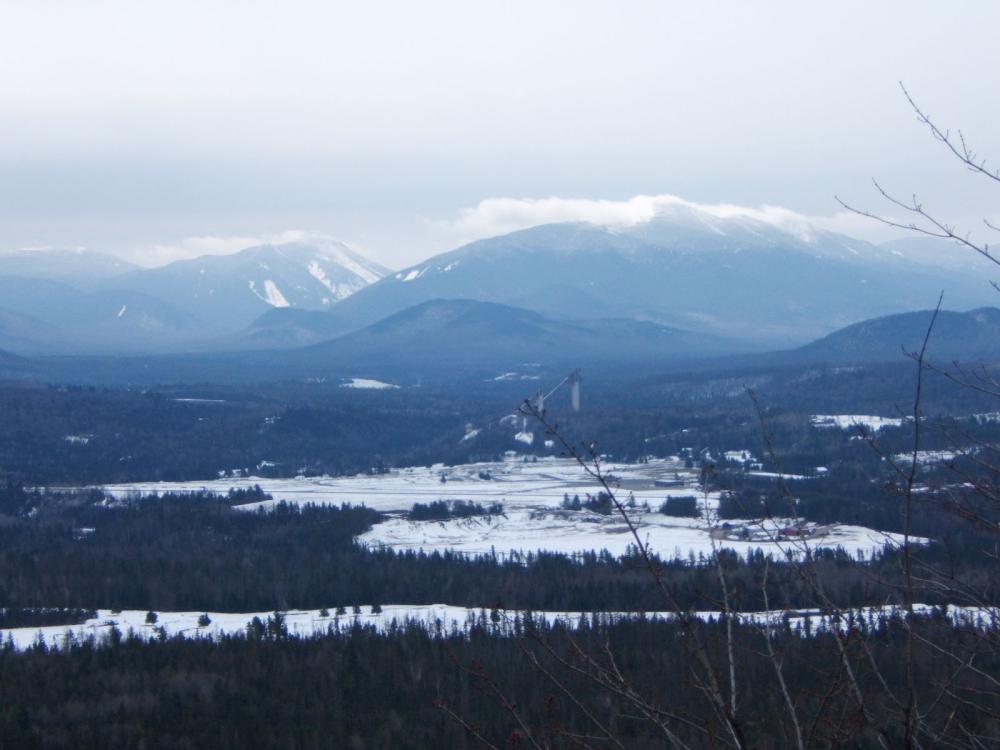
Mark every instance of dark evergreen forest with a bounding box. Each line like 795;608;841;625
1;356;999;749
0;490;996;618
2;614;998;749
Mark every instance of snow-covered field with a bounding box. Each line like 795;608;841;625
358;510;905;560
2;606;495;650
892;450;960;465
3;603;990;651
811;414;905;431
99;456;914;560
102;456;693;514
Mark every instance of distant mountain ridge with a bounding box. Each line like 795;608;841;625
45;298;750;384
792;306;1000;363
13;302;1000;386
104;237;389;333
283;298;747;377
0;276;203;354
0;238;388;353
0;248;138;286
0;346;35;379
287;209;995;348
0;347;26;366
4;209;996;357
229;307;358;350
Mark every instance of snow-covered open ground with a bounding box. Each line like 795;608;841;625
892;450;960;465
811;414;905;431
102;456;694;514
357;509;905;560
99;456;915;560
2;606;494;650
2;603;990;651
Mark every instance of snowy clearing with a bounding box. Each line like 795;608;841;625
745;471;811;480
892;450;960;465
357;510;908;561
811;414;905;432
2;603;990;652
99;456;916;560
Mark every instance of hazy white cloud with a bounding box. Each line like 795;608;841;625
128;230;316;267
26;195;981;271
3;1;997;168
2;3;998;269
427;194;904;249
809;211;911;244
125;195;932;270
12;245;88;254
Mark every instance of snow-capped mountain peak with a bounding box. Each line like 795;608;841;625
94;234;391;332
322;214;995;348
242;237;386;301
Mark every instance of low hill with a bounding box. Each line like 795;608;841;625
223;307;358;350
0;276;206;354
285;298;747;378
35;299;749;385
793;307;1000;364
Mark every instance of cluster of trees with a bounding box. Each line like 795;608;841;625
407;500;503;521
4;362;998;489
560;492;620;515
0;607;95;629
713;460;996;538
660;495;700;517
1;491;998;619
2;613;998;749
222;484;272;504
0;382;504;485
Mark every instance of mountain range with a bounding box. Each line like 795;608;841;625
0;237;388;353
105;237;388;334
331;216;991;344
238;209;996;351
1;207;996;357
9;299;996;388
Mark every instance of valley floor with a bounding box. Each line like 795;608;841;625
100;455;913;560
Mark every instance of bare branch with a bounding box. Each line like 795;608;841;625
899;82;1000;185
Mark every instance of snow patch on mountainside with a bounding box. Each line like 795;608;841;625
317;246;383;285
248;279;290;308
307;260;337;293
263;280;289;307
308;260;368;301
341;378;399;390
398;268;425;282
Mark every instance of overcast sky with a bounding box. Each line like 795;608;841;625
1;1;998;268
